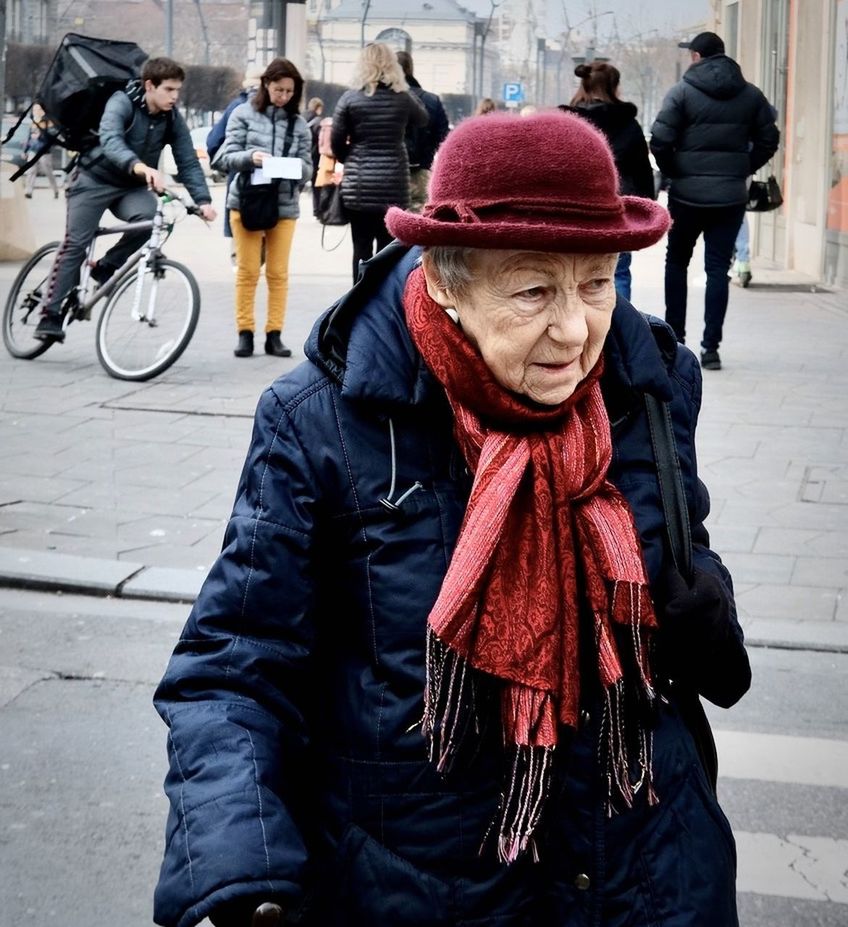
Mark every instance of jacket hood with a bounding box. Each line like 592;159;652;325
305;243;673;409
565;100;639;132
683;55;746;100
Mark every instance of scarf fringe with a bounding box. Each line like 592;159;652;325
423;629;481;773
600;679;660;816
484;744;554;864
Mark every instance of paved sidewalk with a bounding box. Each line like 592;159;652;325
1;186;846;652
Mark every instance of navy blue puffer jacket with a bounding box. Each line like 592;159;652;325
153;245;748;927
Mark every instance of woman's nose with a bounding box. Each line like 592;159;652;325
546;298;588;344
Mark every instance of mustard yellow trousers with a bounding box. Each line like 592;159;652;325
230;210;296;334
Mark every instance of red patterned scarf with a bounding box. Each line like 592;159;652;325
403;266;659;862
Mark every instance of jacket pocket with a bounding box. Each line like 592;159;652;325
332;821;452;926
637;764;738;926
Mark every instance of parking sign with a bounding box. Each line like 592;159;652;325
502;82;525;104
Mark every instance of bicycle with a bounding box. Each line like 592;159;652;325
3;189;205;381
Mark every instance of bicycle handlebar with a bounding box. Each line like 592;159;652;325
160;188;206;219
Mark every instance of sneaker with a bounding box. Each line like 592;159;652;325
700;349;721;370
234;330;254;357
265;331;292;357
89;261;116;286
34;312;65;342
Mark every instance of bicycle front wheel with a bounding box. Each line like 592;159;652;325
3;241;61;359
95;258;200;381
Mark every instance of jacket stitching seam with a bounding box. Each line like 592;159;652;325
163;708;196;897
246;729;272;879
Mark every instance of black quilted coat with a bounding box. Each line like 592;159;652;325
330;84;428;212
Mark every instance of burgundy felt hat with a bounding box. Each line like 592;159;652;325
386;110;669;253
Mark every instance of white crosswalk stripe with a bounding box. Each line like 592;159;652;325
714;729;848;905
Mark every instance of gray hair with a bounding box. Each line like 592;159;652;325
423;246;476;296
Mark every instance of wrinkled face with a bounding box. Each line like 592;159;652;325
144;78;182;113
267;77;295;108
423;250;618;405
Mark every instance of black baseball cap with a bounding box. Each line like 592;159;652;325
678;31;725;57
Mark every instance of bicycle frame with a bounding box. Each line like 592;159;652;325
71;200;174;322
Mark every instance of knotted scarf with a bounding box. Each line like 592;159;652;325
403;266;659;863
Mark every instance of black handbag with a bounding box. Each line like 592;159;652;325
746;174;783;212
315;182;348;227
645;393;720;795
238;115;296;232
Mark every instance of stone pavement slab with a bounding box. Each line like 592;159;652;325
0;546;143;595
1;186;847;651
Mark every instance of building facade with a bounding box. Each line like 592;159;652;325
306;0;497;100
712;0;847;286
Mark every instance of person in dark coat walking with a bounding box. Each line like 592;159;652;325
331;42;428;282
650;31;779;370
562;61;656;300
153;111;751;927
396;50;450;213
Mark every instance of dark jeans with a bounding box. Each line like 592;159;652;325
664;199;747;351
348;208;392;283
43;169;157;316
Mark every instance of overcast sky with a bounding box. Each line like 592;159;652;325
460;0;711;41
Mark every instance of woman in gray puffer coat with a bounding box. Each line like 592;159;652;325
214;58;312;359
331;42;427;282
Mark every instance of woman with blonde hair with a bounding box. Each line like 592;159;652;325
475;97;497;115
331;42;427;281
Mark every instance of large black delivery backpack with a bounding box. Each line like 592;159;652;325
3;33;148;182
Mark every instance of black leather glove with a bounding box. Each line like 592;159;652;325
210;898;286;927
658;567;751;708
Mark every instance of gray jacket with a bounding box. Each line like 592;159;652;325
81;82;211;205
650;55;779;207
213;102;312;218
331;85;428;212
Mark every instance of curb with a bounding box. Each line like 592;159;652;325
0;547;201;605
2;547;848;653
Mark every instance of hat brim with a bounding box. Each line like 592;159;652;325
385;197;670;254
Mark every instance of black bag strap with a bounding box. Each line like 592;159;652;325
644;390;718;794
644;393;693;582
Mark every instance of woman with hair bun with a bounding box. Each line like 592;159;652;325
561;61;656;299
331;42;428;282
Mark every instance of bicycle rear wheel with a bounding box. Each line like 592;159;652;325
3;241;61;359
95;258;200;381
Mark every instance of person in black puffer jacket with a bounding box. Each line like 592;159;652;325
561;60;656;300
650;32;779;371
331;42;428;282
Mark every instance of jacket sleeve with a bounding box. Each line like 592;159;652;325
212;105;256;174
98;92;141;176
330;93;351;163
171;110;212;205
432;96;450;146
649;84;685;178
748;93;780;174
407;90;429;129
153;387;320;927
626;121;657;200
291;117;313;187
666;345;751;708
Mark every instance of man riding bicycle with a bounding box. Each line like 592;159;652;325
35;56;217;342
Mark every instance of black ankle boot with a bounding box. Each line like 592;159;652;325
265;331;292;357
234;330;254;357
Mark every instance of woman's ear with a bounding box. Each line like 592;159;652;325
420;255;454;308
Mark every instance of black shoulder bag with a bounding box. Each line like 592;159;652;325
645;393;720;794
238;114;295;232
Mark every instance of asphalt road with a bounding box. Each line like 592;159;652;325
1;586;846;927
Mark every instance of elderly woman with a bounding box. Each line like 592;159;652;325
153;112;751;927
